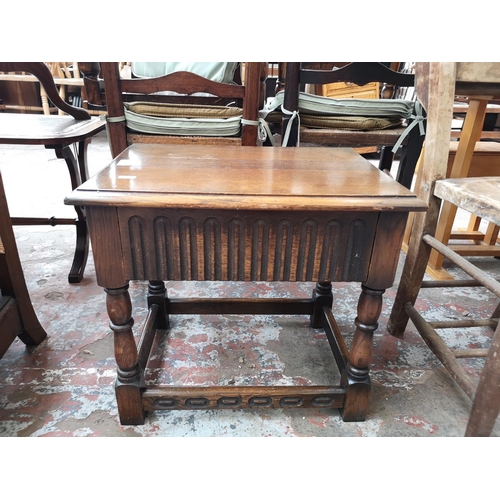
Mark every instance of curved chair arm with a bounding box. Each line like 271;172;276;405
0;62;91;120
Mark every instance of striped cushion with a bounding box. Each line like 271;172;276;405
124;101;242;136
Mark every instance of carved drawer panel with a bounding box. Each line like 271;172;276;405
118;208;378;282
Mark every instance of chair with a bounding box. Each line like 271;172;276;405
83;62;267;158
1;169;47;358
0;62;105;283
275;62;425;189
388;62;500;436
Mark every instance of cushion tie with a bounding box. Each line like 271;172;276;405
391;100;426;153
241;117;275;145
258;97;301;146
106;115;126;123
281;106;300;147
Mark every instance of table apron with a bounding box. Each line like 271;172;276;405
116;207;380;283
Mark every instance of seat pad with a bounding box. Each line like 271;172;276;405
124;101;242;136
269;91;414;118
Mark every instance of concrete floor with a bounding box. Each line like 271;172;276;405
1;130;499;437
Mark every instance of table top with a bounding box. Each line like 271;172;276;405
0;114;105;145
65;144;427;212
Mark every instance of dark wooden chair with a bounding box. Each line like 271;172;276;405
388;62;500;436
0;62;105;283
278;62;426;189
1;169;47;358
81;62;267;158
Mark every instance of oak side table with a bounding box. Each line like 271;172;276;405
65;144;426;425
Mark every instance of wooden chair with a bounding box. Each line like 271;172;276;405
0;62;105;283
426;101;500;280
277;62;425;189
1;169;47;358
388;62;500;436
82;62;267;158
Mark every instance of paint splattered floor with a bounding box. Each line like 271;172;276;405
1;131;499;437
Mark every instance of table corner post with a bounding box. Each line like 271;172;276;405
341;285;384;422
105;284;145;425
310;281;333;328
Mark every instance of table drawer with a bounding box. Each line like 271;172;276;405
118;208;378;282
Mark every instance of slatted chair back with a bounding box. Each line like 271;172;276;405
82;62;266;158
278;62;425;188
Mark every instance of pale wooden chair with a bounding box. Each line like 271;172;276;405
388;62;500;436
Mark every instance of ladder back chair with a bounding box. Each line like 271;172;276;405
276;62;425;189
85;62;267;158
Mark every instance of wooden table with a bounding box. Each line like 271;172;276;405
66;143;426;425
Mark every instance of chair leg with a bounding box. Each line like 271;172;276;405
465;321;500;436
387;207;439;336
378;146;394;175
395;124;425;189
52;143;89;283
491;302;500;320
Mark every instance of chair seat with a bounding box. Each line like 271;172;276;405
434;176;500;227
301;114;403;130
0;114;104;145
300;125;409;146
270;90;415;119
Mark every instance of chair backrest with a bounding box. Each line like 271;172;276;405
281;62;416;146
0;62;91;120
89;62;266;158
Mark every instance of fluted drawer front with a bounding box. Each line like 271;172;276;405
118;208;378;282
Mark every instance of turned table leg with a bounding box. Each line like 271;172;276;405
105;285;145;425
310;281;333;328
148;280;169;330
341;285;384;422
